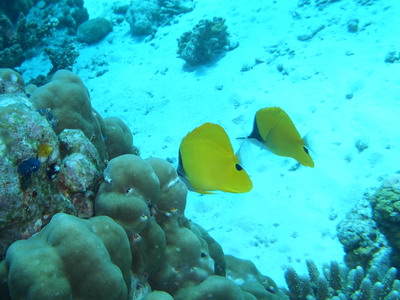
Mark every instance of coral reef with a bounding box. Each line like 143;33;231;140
26;0;88;33
0;0;38;22
0;12;57;68
1;0;87;71
369;173;400;269
102;116;140;159
225;255;284;299
126;0;194;37
177;17;239;66
29;70;109;164
336;198;390;271
44;43;79;75
57;129;103;218
0;213;132;300
0;69;287;299
0;68;74;258
77;17;113;44
283;259;400;299
95;155;287;299
0;68;138;259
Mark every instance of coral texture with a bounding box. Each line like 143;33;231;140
95;155;287;299
0;12;57;68
0;68;137;259
102;116;140;159
126;0;194;36
0;213;131;300
177;17;239;66
30;70;108;164
369;173;400;269
77;17;113;44
337;198;390;270
284;260;400;300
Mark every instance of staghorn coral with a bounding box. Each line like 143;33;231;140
283;259;400;300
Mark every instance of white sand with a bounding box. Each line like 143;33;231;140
20;0;400;287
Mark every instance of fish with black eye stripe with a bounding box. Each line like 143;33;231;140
244;107;314;168
177;122;252;194
177;107;314;194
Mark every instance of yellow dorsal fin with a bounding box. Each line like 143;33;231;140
256;107;301;141
182;122;233;154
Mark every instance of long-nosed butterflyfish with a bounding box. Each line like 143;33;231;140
178;122;253;194
247;107;314;167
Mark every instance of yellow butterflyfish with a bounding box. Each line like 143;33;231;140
178;122;253;194
247;107;314;167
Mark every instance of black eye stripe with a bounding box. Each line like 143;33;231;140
235;164;243;171
303;146;309;155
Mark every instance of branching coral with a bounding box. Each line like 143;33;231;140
284;260;400;300
0;13;57;68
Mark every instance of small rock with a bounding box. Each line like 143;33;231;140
77;17;113;44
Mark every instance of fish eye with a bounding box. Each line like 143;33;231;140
303;146;310;155
235;164;243;171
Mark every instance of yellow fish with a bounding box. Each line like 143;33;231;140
178;122;252;194
247;107;314;167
